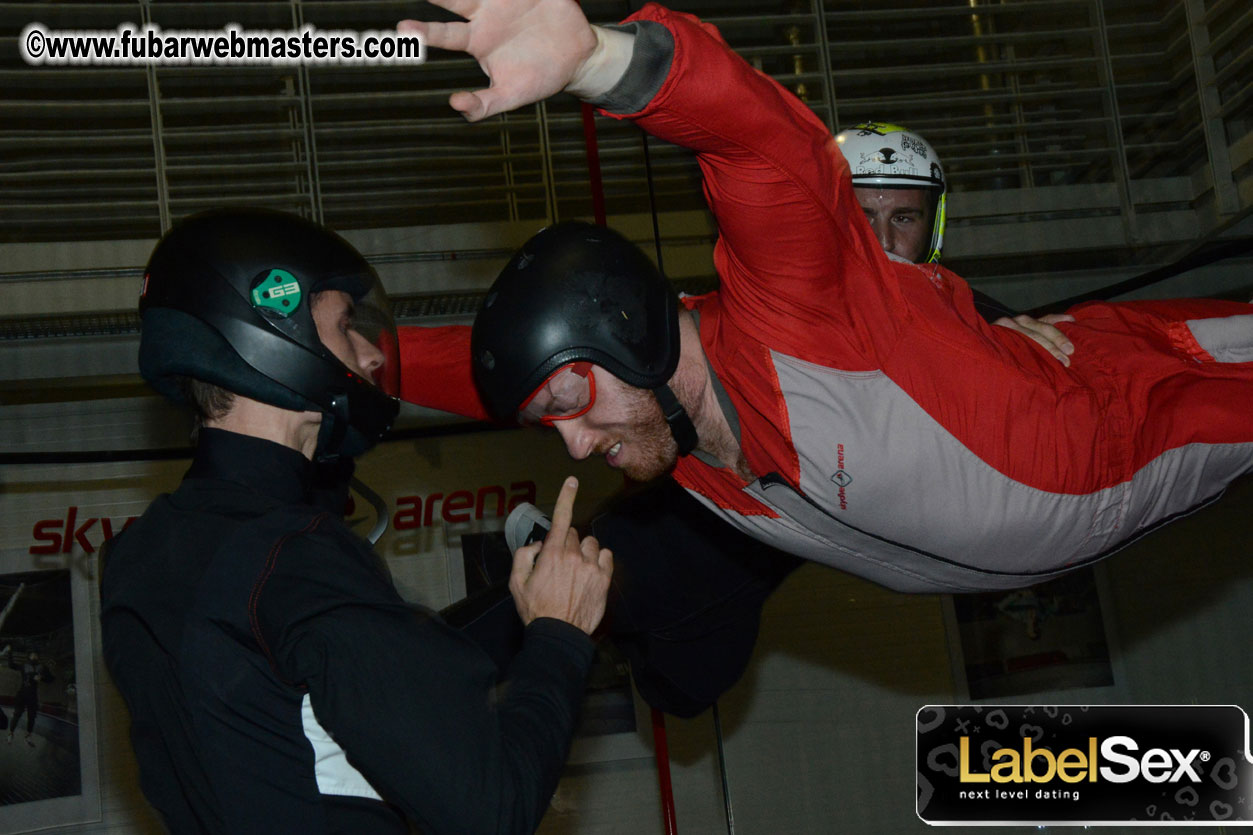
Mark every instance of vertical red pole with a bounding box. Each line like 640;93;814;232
651;707;679;835
573;8;673;827
580;102;608;226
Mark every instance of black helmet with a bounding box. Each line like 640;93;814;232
139;208;400;460
471;222;697;455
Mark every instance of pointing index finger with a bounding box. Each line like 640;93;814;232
544;477;579;547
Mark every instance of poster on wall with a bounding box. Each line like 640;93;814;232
942;566;1119;701
0;451;179;831
0;566;101;833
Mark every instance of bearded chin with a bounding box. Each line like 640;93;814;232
622;420;679;482
618;386;684;482
623;444;678;482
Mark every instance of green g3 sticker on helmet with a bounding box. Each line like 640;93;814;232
251;269;303;317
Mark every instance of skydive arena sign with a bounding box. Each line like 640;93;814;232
917;705;1253;824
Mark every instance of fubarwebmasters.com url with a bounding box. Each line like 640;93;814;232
21;23;425;66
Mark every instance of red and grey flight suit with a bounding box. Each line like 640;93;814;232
398;4;1253;713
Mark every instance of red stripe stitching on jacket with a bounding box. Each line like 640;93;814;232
249;513;326;684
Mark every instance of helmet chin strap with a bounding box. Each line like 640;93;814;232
313;395;350;463
652;384;698;457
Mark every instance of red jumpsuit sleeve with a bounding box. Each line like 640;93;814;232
601;5;904;360
397;325;492;421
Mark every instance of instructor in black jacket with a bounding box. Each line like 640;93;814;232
100;208;612;834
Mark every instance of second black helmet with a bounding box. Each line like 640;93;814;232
471;222;682;423
139;208;400;459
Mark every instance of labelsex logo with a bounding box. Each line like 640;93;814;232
961;736;1207;785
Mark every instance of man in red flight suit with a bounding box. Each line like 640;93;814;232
395;0;1253;714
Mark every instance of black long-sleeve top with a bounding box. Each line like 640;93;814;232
101;428;594;834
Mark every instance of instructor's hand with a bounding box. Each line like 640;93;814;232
509;477;612;634
399;0;598;122
994;313;1076;366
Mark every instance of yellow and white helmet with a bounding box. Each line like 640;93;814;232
835;121;947;263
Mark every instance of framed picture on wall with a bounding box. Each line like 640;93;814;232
0;567;101;834
941;565;1121;701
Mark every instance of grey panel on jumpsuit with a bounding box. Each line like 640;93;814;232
1189;314;1253;363
687;349;1252;594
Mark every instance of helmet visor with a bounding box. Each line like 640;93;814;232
311;277;400;399
517;362;596;426
350;279;400;398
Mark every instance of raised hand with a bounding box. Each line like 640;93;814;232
399;0;598;122
509;477;613;635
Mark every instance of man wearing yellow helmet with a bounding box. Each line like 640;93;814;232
838;121;949;266
837;120;1075;363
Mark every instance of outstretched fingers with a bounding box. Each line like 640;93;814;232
423;0;481;17
397;19;470;52
400;0;600;121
